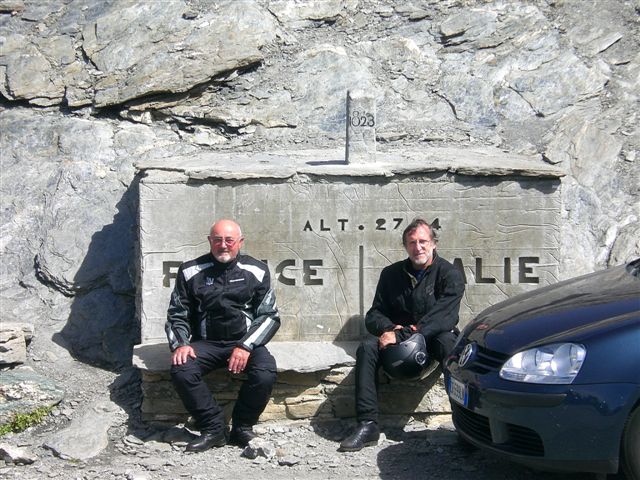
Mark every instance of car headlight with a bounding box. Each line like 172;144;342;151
499;343;586;384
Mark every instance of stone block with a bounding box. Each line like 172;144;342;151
321;366;355;385
275;370;325;386
137;365;453;422
284;395;330;419
268;385;317;398
8;323;34;342
0;324;30;365
346;89;376;164
286;386;324;397
259;401;288;422
321;383;353;396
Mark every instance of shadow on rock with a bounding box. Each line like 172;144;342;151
53;177;140;371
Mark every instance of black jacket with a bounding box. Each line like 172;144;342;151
365;252;465;342
165;252;280;352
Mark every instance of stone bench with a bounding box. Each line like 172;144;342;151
133;340;359;373
132;340;447;424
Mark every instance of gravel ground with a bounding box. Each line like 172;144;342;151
1;417;618;480
0;347;627;480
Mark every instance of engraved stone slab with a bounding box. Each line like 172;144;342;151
137;151;561;344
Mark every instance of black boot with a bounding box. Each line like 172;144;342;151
186;430;227;452
229;424;256;447
339;421;380;452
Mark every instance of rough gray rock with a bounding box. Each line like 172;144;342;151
0;367;64;425
0;323;32;365
0;109;142;367
43;399;125;461
242;437;277;460
0;442;37;465
0;0;278;107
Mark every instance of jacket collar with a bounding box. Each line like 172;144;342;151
207;252;240;270
403;250;439;275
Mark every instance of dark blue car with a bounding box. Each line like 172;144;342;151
444;259;640;478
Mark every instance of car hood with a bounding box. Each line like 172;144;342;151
464;260;640;354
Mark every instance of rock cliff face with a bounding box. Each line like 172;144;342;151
1;0;638;369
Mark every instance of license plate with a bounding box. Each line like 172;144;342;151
449;376;468;407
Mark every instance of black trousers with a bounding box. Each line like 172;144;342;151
170;340;277;434
355;331;457;423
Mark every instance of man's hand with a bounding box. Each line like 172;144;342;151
171;345;196;365
379;324;418;349
379;325;403;350
378;331;397;349
228;347;250;374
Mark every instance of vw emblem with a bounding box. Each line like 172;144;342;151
458;343;476;368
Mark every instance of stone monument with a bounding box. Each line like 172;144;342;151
133;96;563;423
346;90;376;164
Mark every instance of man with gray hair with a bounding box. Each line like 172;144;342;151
166;219;280;452
340;218;465;452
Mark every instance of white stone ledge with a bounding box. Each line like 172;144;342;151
133;341;359;374
135;146;564;181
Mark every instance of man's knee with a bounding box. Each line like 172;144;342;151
357;336;379;361
249;367;277;388
170;359;201;386
429;331;458;362
246;347;277;386
359;335;379;352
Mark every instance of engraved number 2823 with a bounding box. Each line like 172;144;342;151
350;110;375;127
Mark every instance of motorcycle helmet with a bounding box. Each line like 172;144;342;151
381;333;430;380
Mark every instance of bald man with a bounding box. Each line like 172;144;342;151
166;219;280;452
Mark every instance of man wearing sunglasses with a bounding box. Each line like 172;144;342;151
166;219;280;452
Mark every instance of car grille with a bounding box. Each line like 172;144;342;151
452;403;545;457
459;341;510;374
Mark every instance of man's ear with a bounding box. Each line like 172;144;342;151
430;218;440;230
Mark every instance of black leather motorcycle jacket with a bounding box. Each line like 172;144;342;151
165;252;280;352
365;252;465;342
